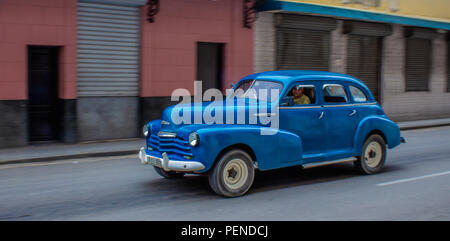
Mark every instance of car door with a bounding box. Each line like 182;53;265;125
322;82;359;156
348;84;373;123
279;82;327;162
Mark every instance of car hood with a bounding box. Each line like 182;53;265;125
158;98;276;134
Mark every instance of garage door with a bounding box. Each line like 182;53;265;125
275;14;337;71
77;0;146;97
345;21;392;102
404;27;437;92
448;34;450;92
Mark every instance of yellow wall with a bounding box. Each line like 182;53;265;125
283;0;450;22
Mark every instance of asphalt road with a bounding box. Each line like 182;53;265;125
1;126;449;221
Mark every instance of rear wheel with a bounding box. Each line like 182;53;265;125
208;149;255;197
355;134;386;175
154;166;185;179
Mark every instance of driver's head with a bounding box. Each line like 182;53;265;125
292;86;304;98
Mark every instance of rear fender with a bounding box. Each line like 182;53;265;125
354;116;402;155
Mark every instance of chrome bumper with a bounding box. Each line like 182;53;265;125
139;147;205;172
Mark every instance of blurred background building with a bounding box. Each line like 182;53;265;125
0;0;252;147
255;0;450;121
0;0;449;148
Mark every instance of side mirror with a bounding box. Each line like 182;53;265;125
280;96;293;106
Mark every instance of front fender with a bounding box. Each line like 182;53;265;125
192;125;303;172
147;120;162;135
354;116;402;154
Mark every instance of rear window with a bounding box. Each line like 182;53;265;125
349;86;368;102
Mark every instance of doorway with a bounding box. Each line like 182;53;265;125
196;42;224;95
28;46;60;142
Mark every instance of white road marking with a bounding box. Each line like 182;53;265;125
377;171;450;186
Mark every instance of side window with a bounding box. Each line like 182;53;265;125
349;85;368;102
323;84;348;103
286;84;316;105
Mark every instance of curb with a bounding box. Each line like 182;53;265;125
1;122;450;166
400;123;450;131
0;150;138;166
398;122;450;131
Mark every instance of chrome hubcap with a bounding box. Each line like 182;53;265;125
365;141;382;168
223;159;248;190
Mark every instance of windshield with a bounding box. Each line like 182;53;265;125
228;80;283;102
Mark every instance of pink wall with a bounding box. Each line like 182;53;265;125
0;0;253;100
0;0;77;100
140;0;254;97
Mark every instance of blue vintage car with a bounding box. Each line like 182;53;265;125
139;70;405;197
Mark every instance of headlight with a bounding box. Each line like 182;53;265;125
189;132;199;147
143;124;149;137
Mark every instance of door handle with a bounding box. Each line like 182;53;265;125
319;112;324;119
349;110;357;116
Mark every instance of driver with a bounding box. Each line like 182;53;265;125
292;86;311;105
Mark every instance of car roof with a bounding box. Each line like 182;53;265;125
241;70;366;87
239;70;375;102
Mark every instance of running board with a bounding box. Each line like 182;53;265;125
301;157;357;169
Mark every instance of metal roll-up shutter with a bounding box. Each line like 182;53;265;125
404;27;438;40
347;35;381;101
344;21;392;37
80;0;147;6
275;14;337;31
448;33;450;92
404;27;436;91
275;14;337;71
77;0;145;97
345;21;390;102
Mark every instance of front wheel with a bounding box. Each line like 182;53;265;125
208;149;255;197
154;166;185;179
355;134;386;175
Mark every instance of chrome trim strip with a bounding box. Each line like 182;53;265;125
161;120;170;125
302;157;357;169
157;131;177;138
322;83;344;89
253;113;277;117
354;102;378;106
292;84;315;88
279;102;377;109
322;102;378;108
323;104;355;108
279;106;322;109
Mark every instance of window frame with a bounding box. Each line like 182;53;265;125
229;79;284;103
322;83;350;104
349;85;369;103
282;83;319;107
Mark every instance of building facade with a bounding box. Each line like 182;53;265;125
1;0;449;148
255;0;450;121
0;0;253;148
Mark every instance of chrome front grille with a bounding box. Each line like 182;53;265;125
157;131;177;138
148;132;192;156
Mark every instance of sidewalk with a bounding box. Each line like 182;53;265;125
0;139;144;165
397;117;450;130
1;118;450;165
